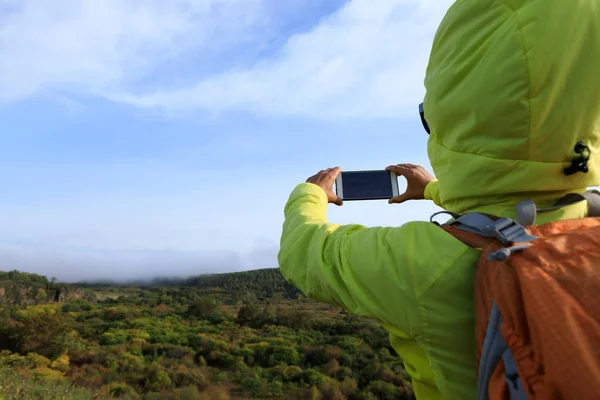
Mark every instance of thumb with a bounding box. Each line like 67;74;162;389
388;191;411;205
332;196;343;206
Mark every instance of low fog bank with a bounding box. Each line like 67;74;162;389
0;242;279;283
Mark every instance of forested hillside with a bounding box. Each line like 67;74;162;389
0;269;414;400
182;269;302;299
0;270;96;306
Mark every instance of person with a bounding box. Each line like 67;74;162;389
277;0;600;399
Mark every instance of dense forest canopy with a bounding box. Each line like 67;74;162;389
0;268;414;399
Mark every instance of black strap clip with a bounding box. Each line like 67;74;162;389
563;141;590;176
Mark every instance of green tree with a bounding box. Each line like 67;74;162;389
9;308;75;359
186;298;218;319
34;288;48;302
236;303;261;326
144;362;173;392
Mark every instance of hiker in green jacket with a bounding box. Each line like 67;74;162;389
278;1;600;399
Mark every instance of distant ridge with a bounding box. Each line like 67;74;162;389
181;268;302;298
76;268;303;299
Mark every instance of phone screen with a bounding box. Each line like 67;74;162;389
337;170;396;200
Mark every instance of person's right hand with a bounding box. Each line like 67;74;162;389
306;167;344;206
385;164;435;204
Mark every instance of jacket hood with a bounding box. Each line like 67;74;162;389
423;0;600;215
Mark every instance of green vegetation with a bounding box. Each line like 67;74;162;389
0;270;96;307
0;269;415;399
181;269;303;299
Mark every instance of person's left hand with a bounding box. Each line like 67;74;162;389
306;167;343;206
385;163;435;204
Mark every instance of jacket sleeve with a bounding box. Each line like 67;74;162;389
424;179;442;207
277;182;422;336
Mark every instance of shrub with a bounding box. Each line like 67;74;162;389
51;354;70;373
170;365;208;390
268;345;300;367
107;382;139;399
0;367;94;400
270;365;302;382
186;298;219;319
25;353;52;368
202;385;231;400
175;385;202;400
144;363;173;392
62;300;93;313
339;377;359;397
321;346;343;363
31;366;67;384
365;380;402;400
319;379;345;400
322;359;340;377
296;369;327;387
35;288;48;302
9;308;75;359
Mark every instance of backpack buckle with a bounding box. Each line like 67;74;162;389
483;218;536;245
488;244;534;261
440;212;539;245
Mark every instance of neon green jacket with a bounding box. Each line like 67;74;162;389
278;1;600;399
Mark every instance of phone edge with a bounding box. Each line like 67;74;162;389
335;174;344;200
390;171;399;197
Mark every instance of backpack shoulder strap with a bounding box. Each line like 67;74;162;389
559;189;600;216
438;212;538;261
443;213;538;244
434;190;600;259
516;189;600;226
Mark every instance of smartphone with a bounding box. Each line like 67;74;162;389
335;170;399;201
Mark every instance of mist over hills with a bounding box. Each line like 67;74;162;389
75;268;301;298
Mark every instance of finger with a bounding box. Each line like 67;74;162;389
386;163;410;169
307;169;326;183
333;196;343;206
329;166;342;177
386;165;409;175
388;192;411;204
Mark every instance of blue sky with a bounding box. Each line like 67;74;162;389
0;0;453;281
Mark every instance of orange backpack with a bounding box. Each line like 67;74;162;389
434;190;600;400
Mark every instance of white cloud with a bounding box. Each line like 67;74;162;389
0;0;454;119
113;0;454;119
0;0;265;101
